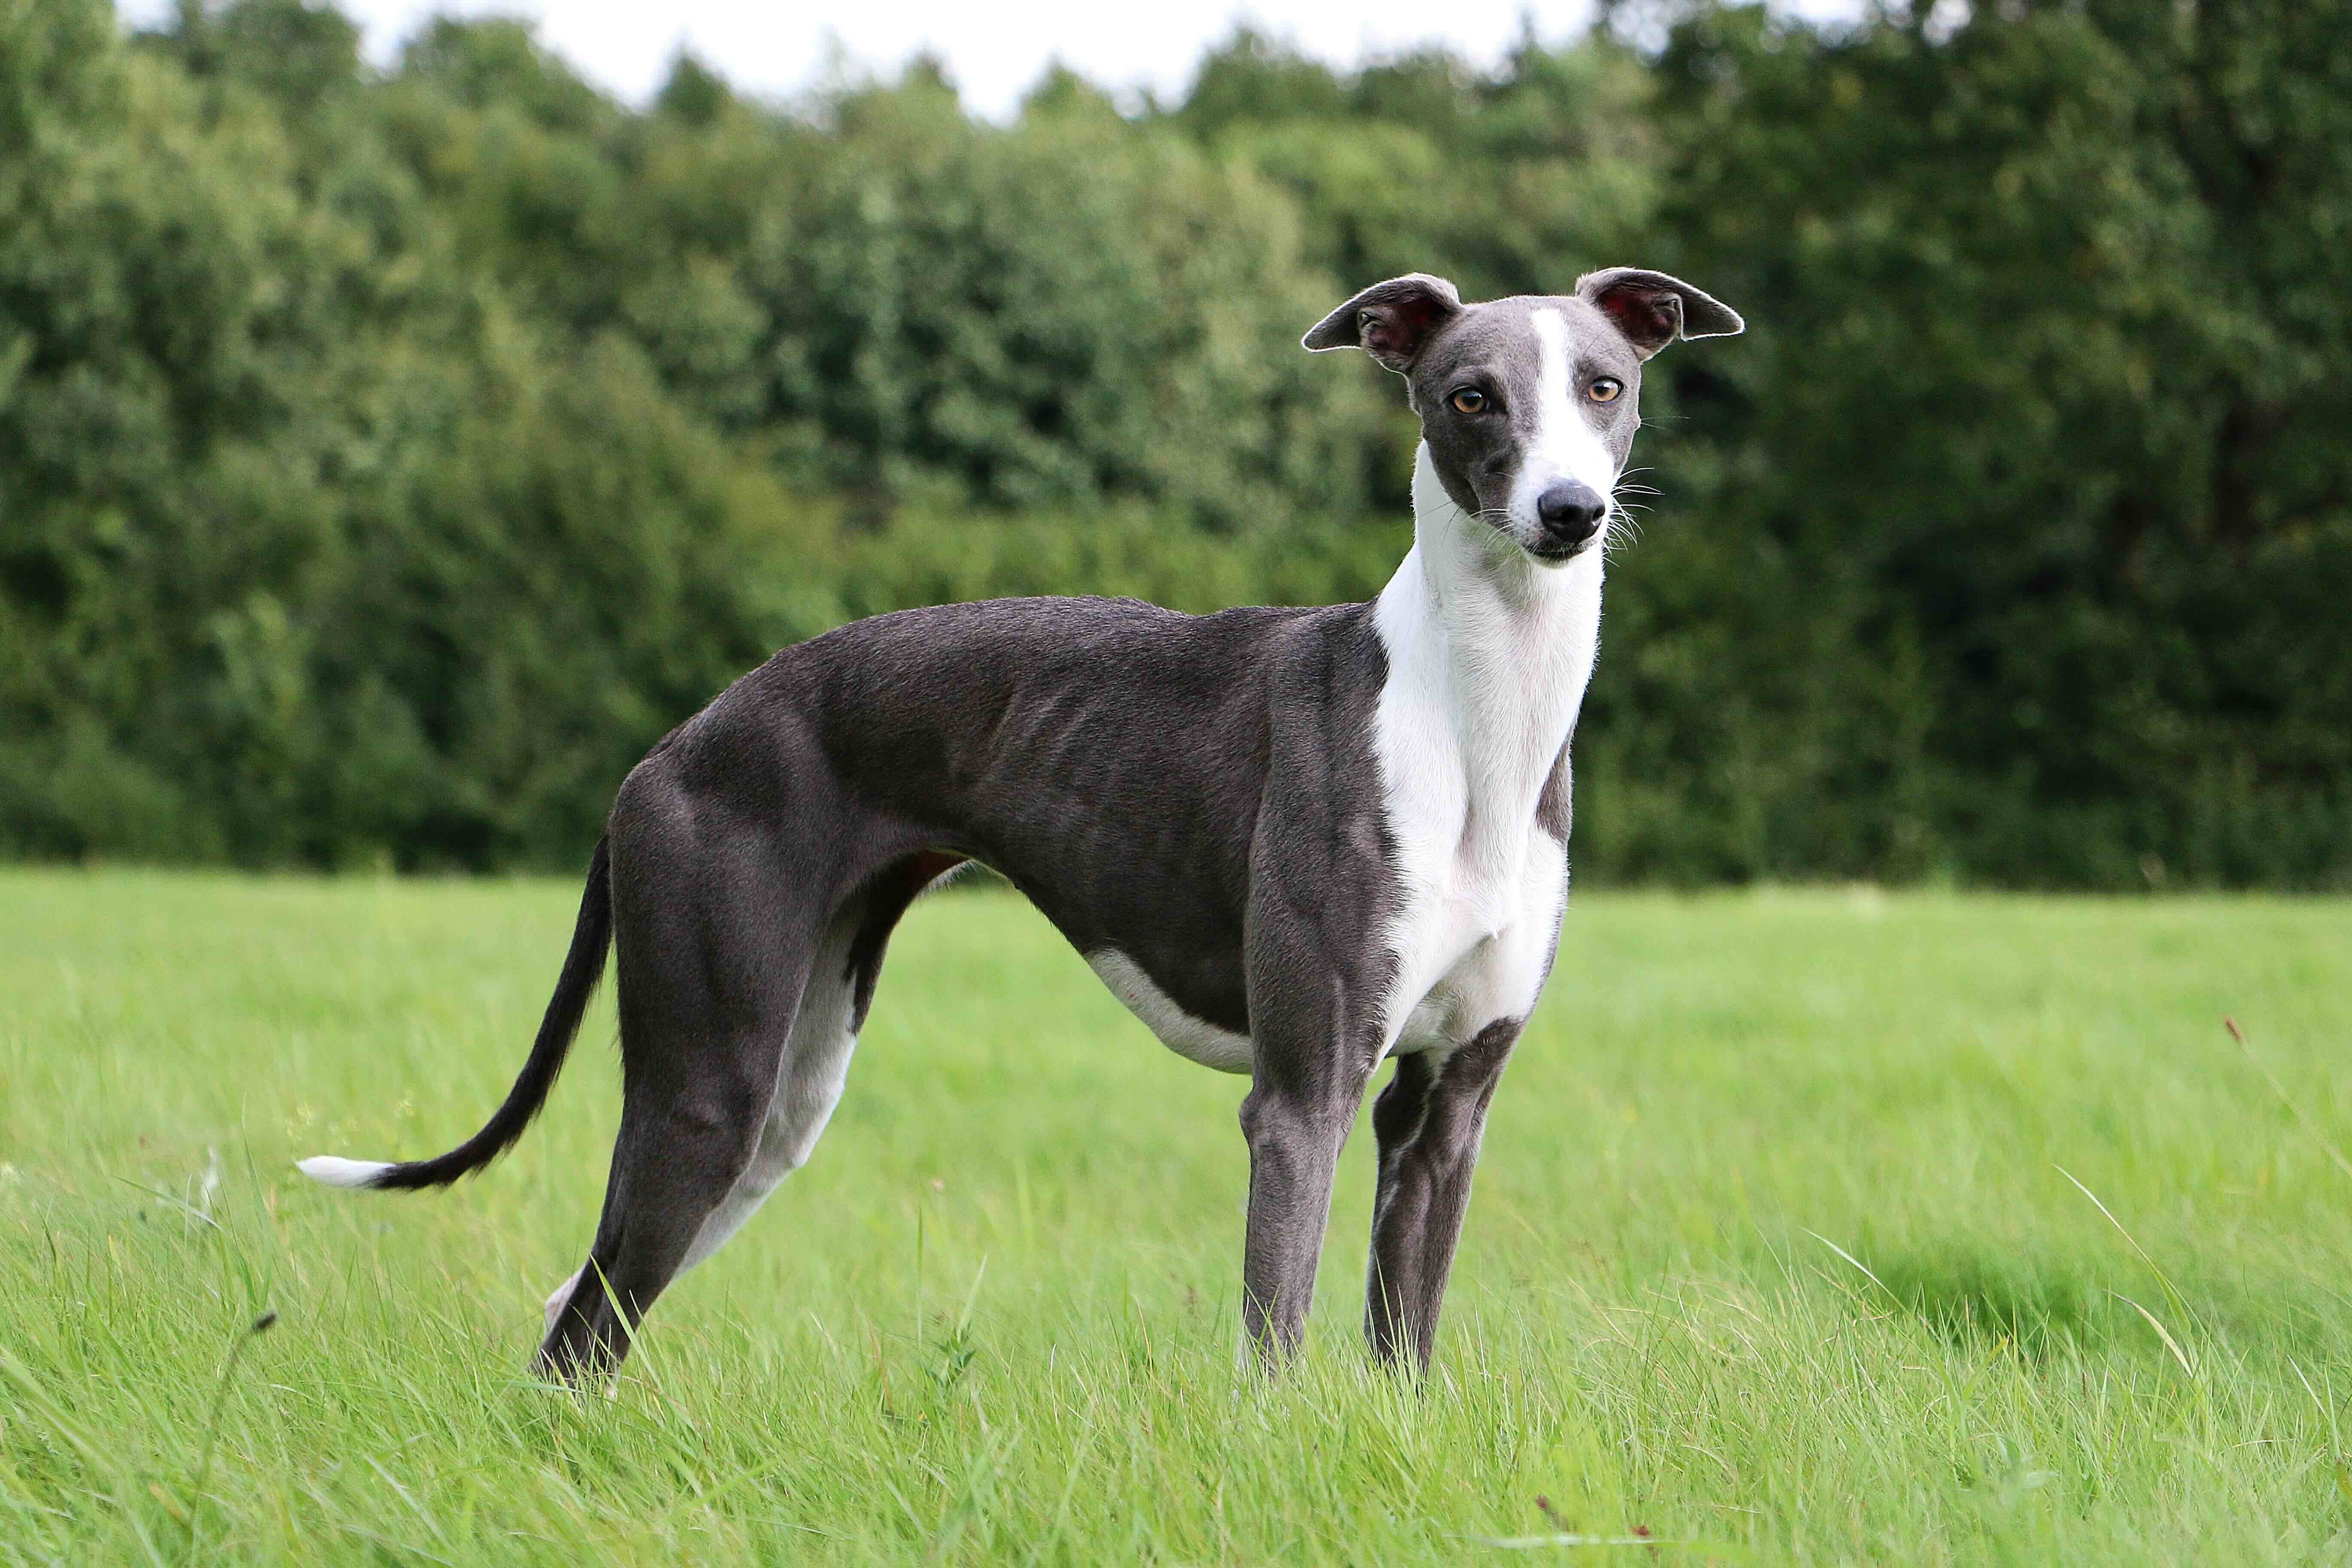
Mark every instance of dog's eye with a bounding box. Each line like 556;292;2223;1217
1448;388;1487;415
1587;378;1623;404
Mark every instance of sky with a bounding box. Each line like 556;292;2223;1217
116;0;1648;119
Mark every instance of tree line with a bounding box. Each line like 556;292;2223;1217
2;0;2344;885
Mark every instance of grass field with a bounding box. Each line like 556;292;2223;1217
3;870;2351;1563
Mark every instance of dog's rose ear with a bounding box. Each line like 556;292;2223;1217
1302;274;1464;372
1576;268;1744;360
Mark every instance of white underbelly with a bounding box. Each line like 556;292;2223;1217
1086;950;1254;1074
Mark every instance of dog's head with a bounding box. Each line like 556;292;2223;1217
1305;270;1741;563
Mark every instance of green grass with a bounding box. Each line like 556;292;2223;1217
3;871;2351;1563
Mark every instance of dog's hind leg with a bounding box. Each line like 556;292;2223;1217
536;850;954;1379
672;853;958;1271
669;913;862;1275
534;823;825;1380
543;1266;585;1337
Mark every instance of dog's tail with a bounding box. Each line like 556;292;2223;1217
298;835;613;1193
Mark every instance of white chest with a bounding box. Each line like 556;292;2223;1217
1377;806;1570;1057
1369;474;1602;1058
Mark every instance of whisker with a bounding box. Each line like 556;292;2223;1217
1602;499;1647;559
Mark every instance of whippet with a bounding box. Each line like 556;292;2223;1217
300;268;1742;1379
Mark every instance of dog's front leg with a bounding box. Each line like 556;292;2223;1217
1235;878;1387;1369
1235;676;1398;1369
1365;1019;1521;1371
1237;1051;1373;1367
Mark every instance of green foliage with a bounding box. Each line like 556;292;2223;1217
1600;0;2352;887
0;0;2344;881
1167;27;1659;300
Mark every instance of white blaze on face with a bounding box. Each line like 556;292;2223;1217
1507;308;1620;542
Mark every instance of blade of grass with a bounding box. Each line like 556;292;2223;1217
2113;1293;2196;1380
2226;1018;2352;1186
1805;1230;1897;1305
2058;1166;2201;1376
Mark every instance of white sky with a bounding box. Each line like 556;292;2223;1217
112;0;1826;120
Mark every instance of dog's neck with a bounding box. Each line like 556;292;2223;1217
1373;443;1605;851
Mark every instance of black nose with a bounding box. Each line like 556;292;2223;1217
1535;482;1608;549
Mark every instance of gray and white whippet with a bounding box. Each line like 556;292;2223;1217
299;268;1743;1380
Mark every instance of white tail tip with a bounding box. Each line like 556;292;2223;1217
297;1155;395;1189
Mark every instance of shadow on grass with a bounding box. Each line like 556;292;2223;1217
1860;1230;2344;1373
1867;1244;2123;1358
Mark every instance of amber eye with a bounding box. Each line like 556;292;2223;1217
1587;377;1623;404
1448;387;1487;415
